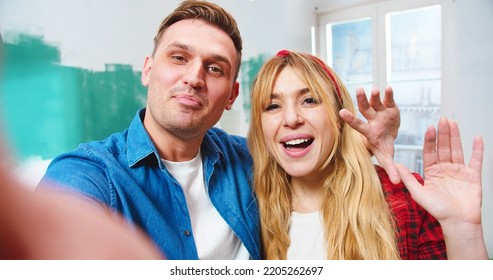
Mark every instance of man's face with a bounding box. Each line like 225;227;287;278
141;19;239;142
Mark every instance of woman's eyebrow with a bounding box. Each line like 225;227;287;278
270;87;310;98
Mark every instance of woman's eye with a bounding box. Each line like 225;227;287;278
303;97;319;105
265;103;280;111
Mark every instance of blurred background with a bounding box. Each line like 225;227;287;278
1;0;492;255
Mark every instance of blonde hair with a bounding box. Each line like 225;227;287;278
247;51;400;259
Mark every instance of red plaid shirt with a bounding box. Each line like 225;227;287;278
376;165;447;259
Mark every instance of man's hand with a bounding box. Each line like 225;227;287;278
339;85;401;184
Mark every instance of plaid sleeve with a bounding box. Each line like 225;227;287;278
376;165;447;260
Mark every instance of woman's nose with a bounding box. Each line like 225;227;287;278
283;106;304;128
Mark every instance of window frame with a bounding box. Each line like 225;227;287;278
315;0;455;173
316;0;454;99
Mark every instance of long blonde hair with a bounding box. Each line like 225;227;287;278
247;51;400;259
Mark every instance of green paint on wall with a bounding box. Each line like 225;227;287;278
1;32;271;160
1;32;146;160
80;64;146;143
240;53;269;124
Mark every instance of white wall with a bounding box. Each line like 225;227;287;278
452;0;493;256
0;0;180;71
0;0;316;69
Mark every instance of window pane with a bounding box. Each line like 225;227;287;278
388;6;441;81
387;5;442;174
327;18;373;99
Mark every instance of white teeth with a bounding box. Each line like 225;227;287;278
284;138;310;146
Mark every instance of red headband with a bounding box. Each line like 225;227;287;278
276;50;342;104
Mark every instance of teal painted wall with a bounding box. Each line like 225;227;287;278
1;33;146;160
240;53;269;124
1;32;267;160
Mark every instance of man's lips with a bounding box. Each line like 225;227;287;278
173;94;203;108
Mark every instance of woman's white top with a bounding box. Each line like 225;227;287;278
162;151;249;260
287;211;326;260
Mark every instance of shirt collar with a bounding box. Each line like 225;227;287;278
201;128;222;164
126;108;223;168
126;108;159;167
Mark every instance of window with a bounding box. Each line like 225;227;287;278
317;0;452;174
328;18;373;100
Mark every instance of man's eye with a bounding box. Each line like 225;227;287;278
171;55;186;62
208;66;223;75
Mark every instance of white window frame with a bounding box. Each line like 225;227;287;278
315;0;455;173
315;0;455;112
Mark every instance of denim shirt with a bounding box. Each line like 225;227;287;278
40;109;261;260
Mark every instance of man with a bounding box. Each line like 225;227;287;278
39;0;401;260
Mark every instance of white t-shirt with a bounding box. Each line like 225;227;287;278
287;211;326;260
162;152;249;260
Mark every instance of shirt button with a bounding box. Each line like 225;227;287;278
183;230;190;236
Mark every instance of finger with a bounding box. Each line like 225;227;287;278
381;159;401;185
369;87;385;111
469;136;484;175
437;116;452;163
339;109;370;136
339;108;355;123
388;165;401;185
448;120;464;164
382;85;398;108
355;88;374;119
396;163;422;196
422;126;438;170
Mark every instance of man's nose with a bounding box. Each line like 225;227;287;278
182;60;205;89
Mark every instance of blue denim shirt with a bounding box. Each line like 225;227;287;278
39;109;260;260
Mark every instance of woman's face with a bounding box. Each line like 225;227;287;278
261;66;336;180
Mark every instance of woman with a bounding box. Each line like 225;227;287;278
247;50;487;259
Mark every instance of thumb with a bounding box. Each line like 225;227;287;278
378;156;401;185
386;163;401;185
396;163;421;195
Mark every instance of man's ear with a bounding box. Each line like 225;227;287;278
225;82;240;110
141;56;153;86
